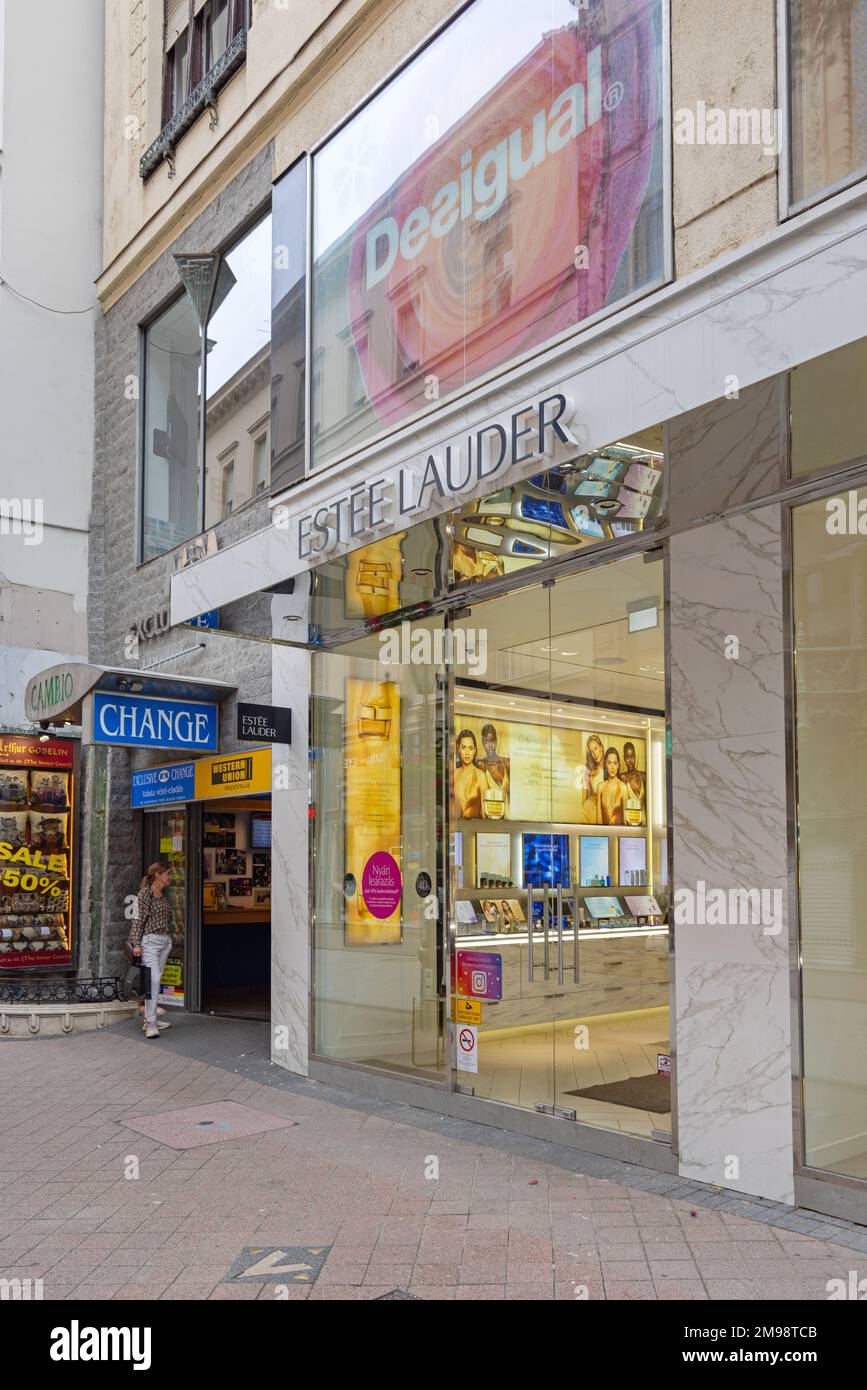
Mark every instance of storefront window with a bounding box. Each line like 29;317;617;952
309;0;665;472
271;158;308;492
793;487;867;1179
789;338;867;478
203;214;272;530
312;620;446;1079
0;735;76;974
142;294;202;561
788;0;867;209
310;547;672;1137
308;425;665;640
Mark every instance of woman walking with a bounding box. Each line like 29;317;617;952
129;862;175;1038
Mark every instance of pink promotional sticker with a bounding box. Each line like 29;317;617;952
361;852;402;918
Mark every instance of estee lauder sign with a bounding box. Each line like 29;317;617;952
278;391;579;561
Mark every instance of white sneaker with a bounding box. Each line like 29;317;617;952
144;1024;160;1038
142;1019;171;1031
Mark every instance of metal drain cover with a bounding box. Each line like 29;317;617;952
374;1289;419;1300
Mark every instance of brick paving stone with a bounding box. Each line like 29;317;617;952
3;1023;867;1304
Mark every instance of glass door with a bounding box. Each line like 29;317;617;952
450;581;558;1113
311;615;447;1081
450;551;671;1140
546;560;670;1140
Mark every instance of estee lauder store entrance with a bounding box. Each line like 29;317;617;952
311;545;672;1150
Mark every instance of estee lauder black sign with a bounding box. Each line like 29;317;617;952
280;391;578;561
236;703;292;745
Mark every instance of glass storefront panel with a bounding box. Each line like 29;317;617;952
448;552;669;1136
310;0;665;472
793;488;867;1179
788;0;867;209
310;538;672;1138
271;157;308;493
203;213;272;528
142;294;202;561
144;808;187;1007
0;735;76;973
789;339;867;478
307;425;665;642
311;619;447;1079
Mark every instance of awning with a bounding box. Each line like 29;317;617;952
24;662;236;727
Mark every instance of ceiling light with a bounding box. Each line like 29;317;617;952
627;598;659;633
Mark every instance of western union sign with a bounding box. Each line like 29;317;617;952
193;748;271;800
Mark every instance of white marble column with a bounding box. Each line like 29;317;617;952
670;505;794;1203
270;579;311;1075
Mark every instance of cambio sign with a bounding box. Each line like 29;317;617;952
340;0;661;427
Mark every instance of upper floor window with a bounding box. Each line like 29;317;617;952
162;0;248;127
788;0;867;210
307;0;666;474
141;209;271;563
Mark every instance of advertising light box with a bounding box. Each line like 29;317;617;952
310;0;664;470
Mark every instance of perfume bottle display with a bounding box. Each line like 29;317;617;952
483;786;505;820
357;701;393;740
355;560;392;599
624;796;643;827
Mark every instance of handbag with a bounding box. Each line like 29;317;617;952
124;886;152;963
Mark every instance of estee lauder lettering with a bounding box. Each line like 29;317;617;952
294;392;576;560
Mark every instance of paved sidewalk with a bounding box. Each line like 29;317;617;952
1;1015;866;1302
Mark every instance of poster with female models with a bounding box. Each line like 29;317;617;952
453;715;646;825
578;733;647;826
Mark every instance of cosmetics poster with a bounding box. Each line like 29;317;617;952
345;677;402;944
453;713;645;826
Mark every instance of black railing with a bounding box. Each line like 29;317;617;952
140;28;248;181
0;977;129;1005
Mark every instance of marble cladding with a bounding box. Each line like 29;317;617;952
670;501;793;1203
269;581;311;1076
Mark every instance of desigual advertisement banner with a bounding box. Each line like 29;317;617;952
0;735;75;972
312;0;663;467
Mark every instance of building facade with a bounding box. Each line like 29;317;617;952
48;0;867;1221
0;1;103;988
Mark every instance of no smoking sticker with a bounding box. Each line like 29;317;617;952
455;1022;478;1074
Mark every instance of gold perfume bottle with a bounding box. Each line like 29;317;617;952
625;796;643;827
357;702;392;740
483;786;505;820
356;560;392;598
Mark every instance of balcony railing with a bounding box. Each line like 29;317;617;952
140;27;248;181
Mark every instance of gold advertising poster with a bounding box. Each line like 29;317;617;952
345;676;402;944
452;714;646;827
344;535;403;619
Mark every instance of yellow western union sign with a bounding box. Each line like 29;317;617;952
193;747;271;800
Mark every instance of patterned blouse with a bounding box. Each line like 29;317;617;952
128;884;173;948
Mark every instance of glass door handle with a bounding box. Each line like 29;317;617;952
572;884;581;983
556;885;564;984
526;887;534;982
542;890;550;981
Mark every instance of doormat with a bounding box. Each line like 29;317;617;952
566;1073;671;1113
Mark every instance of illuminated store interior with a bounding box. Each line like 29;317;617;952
311;428;672;1143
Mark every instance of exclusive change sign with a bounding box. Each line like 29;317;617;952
93;693;218;752
311;0;663;459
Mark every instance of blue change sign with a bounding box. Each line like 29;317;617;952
93;692;218;751
131;761;196;808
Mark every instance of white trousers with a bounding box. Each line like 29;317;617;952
140;933;173;1024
